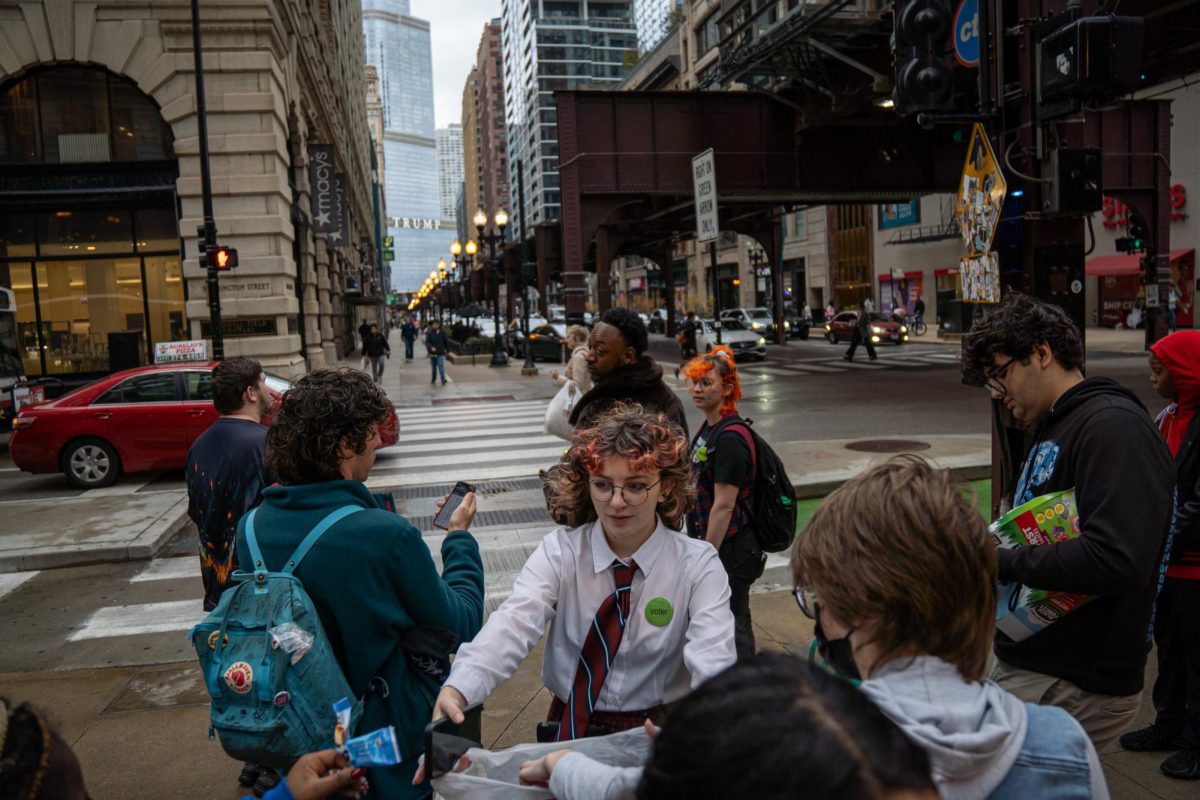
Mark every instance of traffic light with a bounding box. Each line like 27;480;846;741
1116;217;1148;254
1139;255;1157;286
1038;14;1144;121
210;246;238;271
892;0;954;115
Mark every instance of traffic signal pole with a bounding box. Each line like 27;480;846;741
190;0;224;360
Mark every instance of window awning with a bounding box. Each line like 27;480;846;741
1086;249;1194;277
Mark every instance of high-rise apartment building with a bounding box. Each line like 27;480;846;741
363;0;454;291
634;0;679;54
476;19;509;225
436;125;464;222
500;0;637;237
461;67;482;225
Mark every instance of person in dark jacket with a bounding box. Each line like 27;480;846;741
962;293;1175;750
361;323;390;383
401;316;418;361
569;307;688;438
1121;330;1200;779
358;320;372;369
237;368;484;799
844;304;877;362
424;319;449;385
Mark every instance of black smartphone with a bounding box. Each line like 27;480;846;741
432;481;475;530
424;702;483;780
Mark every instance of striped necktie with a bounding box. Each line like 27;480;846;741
557;559;638;741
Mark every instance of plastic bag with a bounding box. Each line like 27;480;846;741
269;622;314;665
432;727;651;800
544;381;582;441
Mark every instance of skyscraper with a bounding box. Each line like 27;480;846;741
436;125;464;222
475;20;508;225
363;0;454;291
501;0;637;237
461;67;482;225
634;0;679;54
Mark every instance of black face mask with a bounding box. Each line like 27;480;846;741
814;606;862;682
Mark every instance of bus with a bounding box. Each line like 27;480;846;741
0;288;27;428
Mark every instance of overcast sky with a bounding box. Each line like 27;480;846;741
413;0;503;129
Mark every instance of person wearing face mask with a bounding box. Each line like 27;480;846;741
568;309;688;438
960;293;1174;749
1120;330;1200;780
792;455;1110;800
422;403;734;764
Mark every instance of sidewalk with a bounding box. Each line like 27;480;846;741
0;587;1180;799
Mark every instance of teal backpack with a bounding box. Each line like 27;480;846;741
191;505;366;768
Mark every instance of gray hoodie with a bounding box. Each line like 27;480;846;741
860;656;1107;800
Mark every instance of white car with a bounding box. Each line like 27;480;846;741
721;307;790;335
697;319;767;360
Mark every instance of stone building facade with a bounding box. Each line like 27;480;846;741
0;0;379;379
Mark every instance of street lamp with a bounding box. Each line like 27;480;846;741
475;207;510;367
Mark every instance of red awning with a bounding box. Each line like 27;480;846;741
1086;249;1194;277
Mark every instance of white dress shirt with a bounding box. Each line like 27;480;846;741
447;518;736;712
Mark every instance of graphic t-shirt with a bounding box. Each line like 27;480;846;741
186;418;276;610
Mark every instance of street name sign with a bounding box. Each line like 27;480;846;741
692;149;719;243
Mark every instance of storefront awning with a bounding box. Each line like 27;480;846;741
1086;249;1194;277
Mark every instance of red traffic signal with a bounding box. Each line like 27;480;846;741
211;246;238;271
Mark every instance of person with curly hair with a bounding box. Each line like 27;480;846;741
236;368;484;799
681;346;765;661
569;309;688;437
962;293;1174;750
424;402;734;756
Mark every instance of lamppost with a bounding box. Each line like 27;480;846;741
449;239;476;314
429;269;442;324
474;207;509;367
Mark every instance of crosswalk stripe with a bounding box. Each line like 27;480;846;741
391;435;565;456
396;409;547;427
368;461;557;489
68;600;204;641
395;400;549;419
396;424;548;444
376;446;567;471
834;359;887;369
131;557;198;583
0;571;38;602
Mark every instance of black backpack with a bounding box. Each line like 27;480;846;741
710;417;798;553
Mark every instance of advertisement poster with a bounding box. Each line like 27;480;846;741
961;252;1000;303
878;201;920;230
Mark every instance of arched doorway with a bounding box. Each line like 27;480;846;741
0;64;183;381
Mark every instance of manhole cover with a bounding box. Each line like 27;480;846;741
844;439;931;453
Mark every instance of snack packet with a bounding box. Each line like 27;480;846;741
343;725;402;767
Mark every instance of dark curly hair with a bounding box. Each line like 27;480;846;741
1;697;86;800
212;356;263;415
546;402;693;529
961;293;1085;386
266;368;392;483
599;308;649;356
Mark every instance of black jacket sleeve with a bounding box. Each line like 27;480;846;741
998;406;1175;595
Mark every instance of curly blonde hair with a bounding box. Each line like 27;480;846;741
546;402;694;529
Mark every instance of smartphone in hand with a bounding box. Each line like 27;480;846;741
425;702;483;780
433;481;475;530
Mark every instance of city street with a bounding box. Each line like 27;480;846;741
0;329;1181;798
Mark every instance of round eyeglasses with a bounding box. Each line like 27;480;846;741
589;478;661;506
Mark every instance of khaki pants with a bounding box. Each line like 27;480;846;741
991;658;1141;751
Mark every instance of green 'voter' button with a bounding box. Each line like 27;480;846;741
645;597;674;626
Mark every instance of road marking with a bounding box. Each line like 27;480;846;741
131;558;199;583
375;446;567;471
0;571;38;601
391;435;563;456
783;362;844;373
834;359;887;369
68;599;205;640
396;424;547;444
396;400;548;421
395;409;547;427
86;475;157;497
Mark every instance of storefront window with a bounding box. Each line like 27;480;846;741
36;259;144;374
37;210;135;257
135;208;180;253
145;255;187;343
0;213;36;259
6;263;42;377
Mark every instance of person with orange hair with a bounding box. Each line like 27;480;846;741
425;402;736;749
682;347;766;660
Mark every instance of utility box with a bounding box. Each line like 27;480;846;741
1044;148;1102;215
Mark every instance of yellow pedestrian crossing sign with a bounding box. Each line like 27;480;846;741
956;123;1007;257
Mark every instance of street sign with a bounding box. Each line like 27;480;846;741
692;149;719;243
383;235;394;248
383;249;395;261
956;123;1007;257
954;0;980;67
155;340;209;363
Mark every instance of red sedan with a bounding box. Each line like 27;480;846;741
10;363;399;489
823;312;909;346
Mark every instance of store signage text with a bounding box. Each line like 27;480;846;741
389;217;442;230
1101;185;1187;228
154;340;209;363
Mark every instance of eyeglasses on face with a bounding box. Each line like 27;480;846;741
793;586;816;620
984;356;1020;396
588;478;661;506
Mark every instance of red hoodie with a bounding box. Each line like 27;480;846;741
1150;331;1200;457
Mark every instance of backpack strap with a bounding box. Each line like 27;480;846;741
283;505;367;575
709;418;757;521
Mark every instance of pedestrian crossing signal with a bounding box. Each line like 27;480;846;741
211;246;238;271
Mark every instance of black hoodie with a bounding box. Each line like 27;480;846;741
569;356;689;439
995;377;1175;696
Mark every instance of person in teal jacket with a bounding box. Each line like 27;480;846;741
238;368;484;799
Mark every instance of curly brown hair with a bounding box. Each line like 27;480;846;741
266;368;392;483
546;402;693;529
791;454;996;681
961;293;1085;387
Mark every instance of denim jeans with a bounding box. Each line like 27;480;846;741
430;354;446;383
371;355;386;381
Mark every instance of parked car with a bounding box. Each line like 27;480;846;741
697;319;767;360
508;315;551;356
823;312;908;346
525;323;572;361
9;363;400;489
720;307;790;337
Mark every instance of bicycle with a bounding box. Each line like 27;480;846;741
910;317;928;337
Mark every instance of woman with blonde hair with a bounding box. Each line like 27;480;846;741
425;402;735;748
551;324;593;396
